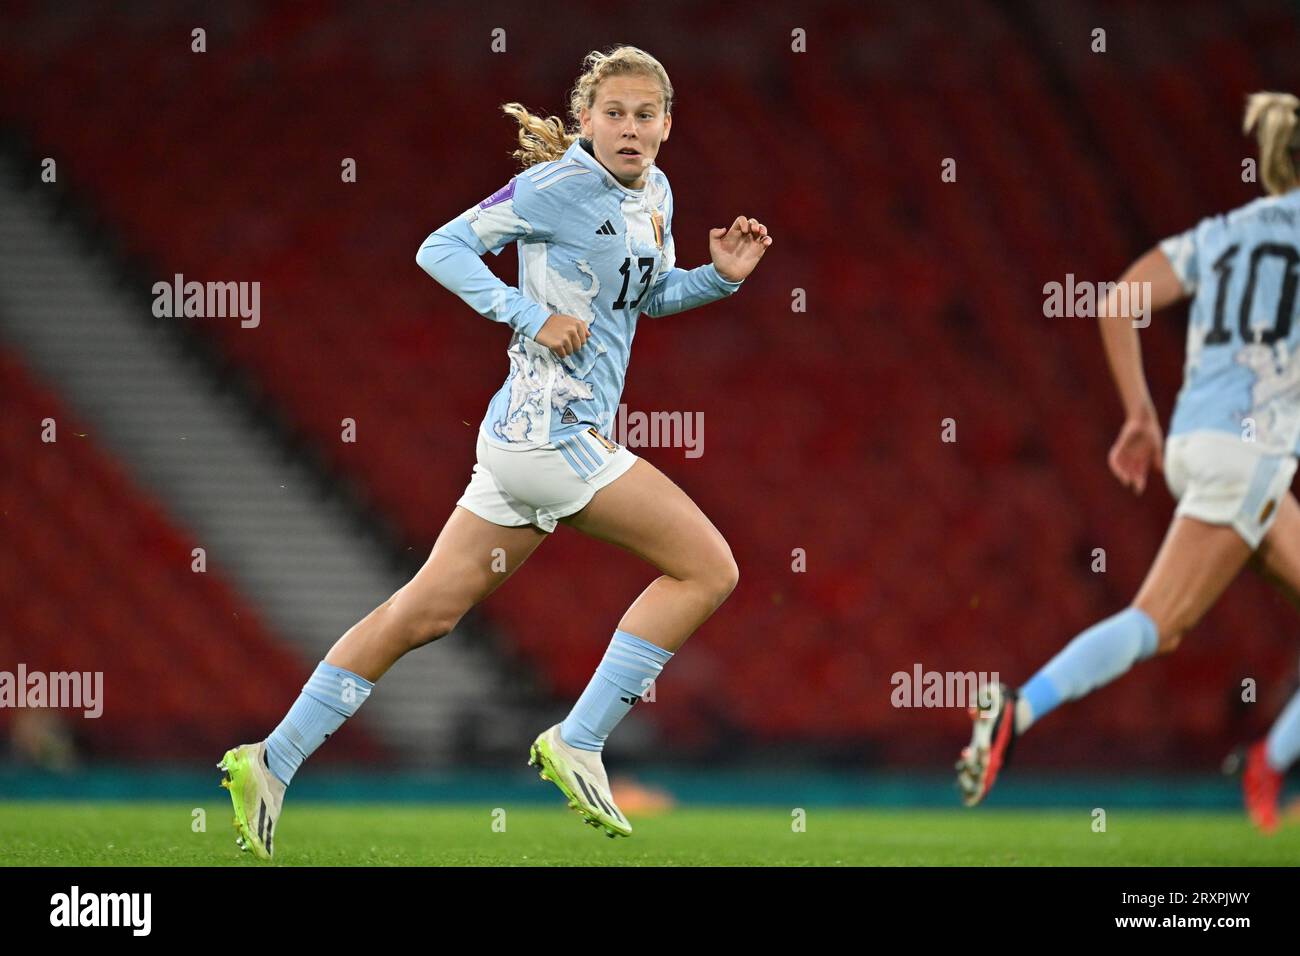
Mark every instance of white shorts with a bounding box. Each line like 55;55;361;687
1164;431;1297;549
456;427;639;533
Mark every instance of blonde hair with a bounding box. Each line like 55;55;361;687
1243;91;1300;196
500;45;673;169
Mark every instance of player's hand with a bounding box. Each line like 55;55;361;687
709;216;773;283
1107;410;1164;495
535;314;590;357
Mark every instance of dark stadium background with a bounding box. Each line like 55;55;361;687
2;0;1299;809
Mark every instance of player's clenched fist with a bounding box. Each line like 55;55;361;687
535;313;591;357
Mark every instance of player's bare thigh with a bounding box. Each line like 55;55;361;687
1132;515;1253;654
397;505;548;630
558;458;737;590
1251;491;1300;609
326;506;547;679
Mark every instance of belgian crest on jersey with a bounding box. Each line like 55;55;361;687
650;210;664;250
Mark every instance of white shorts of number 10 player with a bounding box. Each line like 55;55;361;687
457;428;639;533
1164;431;1298;549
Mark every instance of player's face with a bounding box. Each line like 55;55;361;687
581;75;671;190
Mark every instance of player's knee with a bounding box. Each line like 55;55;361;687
1156;626;1186;655
705;549;739;606
411;611;460;648
405;601;463;648
385;591;460;649
1147;611;1190;654
1133;596;1194;656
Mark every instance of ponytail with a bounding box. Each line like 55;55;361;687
1243;91;1300;196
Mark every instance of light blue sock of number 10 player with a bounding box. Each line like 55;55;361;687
1265;687;1300;772
1016;606;1159;733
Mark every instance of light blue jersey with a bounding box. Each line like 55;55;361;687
417;137;743;449
1161;189;1300;454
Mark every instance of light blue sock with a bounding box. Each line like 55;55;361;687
264;661;374;786
1265;687;1300;772
560;630;673;752
1017;607;1159;732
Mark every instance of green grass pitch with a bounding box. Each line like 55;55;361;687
3;801;1298;865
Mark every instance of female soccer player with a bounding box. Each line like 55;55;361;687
958;92;1300;813
218;45;772;857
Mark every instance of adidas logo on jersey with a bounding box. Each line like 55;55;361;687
595;219;617;236
560;407;579;424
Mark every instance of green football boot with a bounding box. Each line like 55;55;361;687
217;741;286;860
528;724;632;838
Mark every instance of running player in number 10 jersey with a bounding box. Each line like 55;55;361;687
958;92;1300;819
